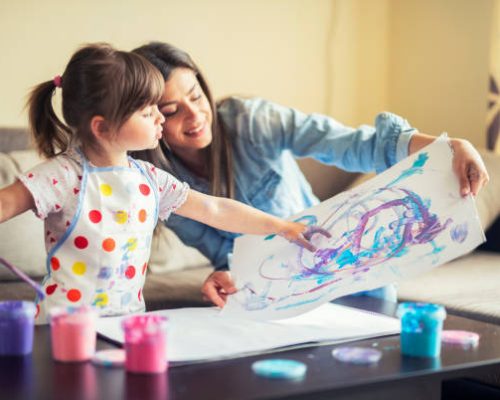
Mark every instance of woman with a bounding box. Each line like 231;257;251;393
132;42;489;308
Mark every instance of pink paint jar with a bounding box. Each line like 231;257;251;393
122;314;168;374
49;306;97;362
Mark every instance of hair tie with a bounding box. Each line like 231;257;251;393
53;75;62;88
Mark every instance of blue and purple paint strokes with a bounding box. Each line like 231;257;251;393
240;152;463;311
450;223;468;243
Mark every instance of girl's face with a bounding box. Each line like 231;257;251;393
115;104;165;152
158;68;213;161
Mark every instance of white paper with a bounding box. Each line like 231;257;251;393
224;136;485;320
96;303;399;364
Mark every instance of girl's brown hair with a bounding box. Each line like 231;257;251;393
27;43;164;158
132;42;234;199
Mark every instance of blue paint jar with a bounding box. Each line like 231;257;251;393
396;302;446;358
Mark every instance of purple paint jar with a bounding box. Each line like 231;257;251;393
0;301;36;356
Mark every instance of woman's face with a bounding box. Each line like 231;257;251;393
158;67;213;160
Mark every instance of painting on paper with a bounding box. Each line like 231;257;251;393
223;136;485;320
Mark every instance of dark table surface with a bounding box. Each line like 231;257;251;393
1;296;500;400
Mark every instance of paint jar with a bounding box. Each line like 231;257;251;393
0;301;36;356
49;305;97;362
122;314;168;374
397;302;446;358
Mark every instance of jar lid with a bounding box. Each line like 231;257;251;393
122;314;168;342
49;305;97;324
396;302;446;320
332;346;382;364
252;359;307;380
0;300;36;319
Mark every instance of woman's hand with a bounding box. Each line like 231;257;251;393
449;139;489;197
409;133;489;197
201;270;237;308
278;223;331;252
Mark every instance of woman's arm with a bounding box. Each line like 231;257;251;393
0;181;35;223
174;189;315;250
225;98;415;174
409;133;489;197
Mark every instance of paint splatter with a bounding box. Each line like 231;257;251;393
450;223;468;243
236;152;457;312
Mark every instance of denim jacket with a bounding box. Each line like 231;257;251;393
165;97;417;270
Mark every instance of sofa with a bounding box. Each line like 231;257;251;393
1;127;499;324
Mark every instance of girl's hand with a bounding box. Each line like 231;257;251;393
450;139;489;197
201;270;237;308
278;223;331;252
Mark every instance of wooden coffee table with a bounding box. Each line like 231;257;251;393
1;296;500;400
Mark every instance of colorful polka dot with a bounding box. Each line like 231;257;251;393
100;183;113;196
125;266;136;279
138;289;142;301
114;210;128;224
98;267;112;279
138;209;147;223
67;289;82;302
126;238;138;251
93;293;109;308
102;238;116;252
89;210;102;223
139;184;150;196
72;261;87;275
142;262;147;275
46;284;57;295
121;292;132;306
74;236;88;249
50;257;60;271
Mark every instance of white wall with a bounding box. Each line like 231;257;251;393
388;0;494;147
327;0;390;126
0;0;332;127
0;0;494;198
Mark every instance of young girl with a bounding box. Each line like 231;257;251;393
0;43;318;324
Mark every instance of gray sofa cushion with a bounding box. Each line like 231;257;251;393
398;251;500;324
143;266;213;310
0;127;33;152
0;265;213;311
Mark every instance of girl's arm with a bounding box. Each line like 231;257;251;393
0;181;35;223
174;189;315;250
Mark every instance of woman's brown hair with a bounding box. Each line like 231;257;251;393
132;42;234;199
27;43;164;158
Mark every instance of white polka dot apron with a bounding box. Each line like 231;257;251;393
36;156;158;324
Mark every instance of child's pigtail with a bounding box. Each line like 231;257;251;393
27;78;72;158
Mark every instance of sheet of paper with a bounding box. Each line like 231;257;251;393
96;303;399;364
224;136;485;320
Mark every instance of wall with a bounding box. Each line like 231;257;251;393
327;0;390;127
388;0;494;147
0;0;332;127
0;0;495;198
